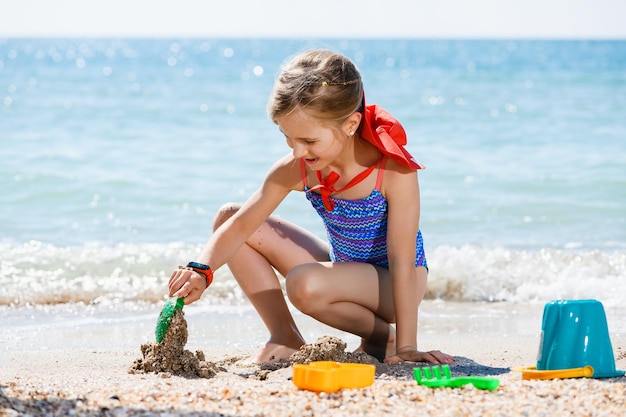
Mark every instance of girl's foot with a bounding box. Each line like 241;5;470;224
255;342;303;364
354;328;396;362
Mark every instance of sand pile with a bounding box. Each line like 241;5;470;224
289;335;378;365
128;309;222;378
128;306;376;379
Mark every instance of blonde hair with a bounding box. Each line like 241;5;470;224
267;50;363;125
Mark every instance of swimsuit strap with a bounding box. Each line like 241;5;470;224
374;156;388;190
299;157;308;189
308;156;384;211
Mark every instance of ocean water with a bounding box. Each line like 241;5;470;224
1;39;625;351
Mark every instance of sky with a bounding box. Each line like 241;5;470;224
0;0;625;39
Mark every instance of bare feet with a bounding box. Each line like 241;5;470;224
254;342;303;364
354;328;396;362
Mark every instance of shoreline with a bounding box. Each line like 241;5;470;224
3;300;625;351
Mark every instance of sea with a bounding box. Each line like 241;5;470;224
1;38;625;354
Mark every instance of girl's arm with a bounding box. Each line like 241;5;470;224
169;154;301;303
384;164;422;352
384;162;454;364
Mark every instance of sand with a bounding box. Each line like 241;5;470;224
2;309;625;416
129;309;222;379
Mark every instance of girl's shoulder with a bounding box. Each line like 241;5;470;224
383;156;418;175
379;157;419;197
265;153;304;192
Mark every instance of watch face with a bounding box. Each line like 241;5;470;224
187;261;210;270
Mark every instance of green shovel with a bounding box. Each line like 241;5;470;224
155;297;185;343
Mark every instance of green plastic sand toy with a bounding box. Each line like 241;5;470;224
155;297;184;343
414;365;500;390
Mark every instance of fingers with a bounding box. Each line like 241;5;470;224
172;281;192;299
383;355;403;364
418;350;455;365
168;268;206;302
181;286;201;304
429;350;455;365
383;349;455;365
168;268;187;296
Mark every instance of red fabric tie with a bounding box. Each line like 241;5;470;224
308;157;381;211
359;93;425;171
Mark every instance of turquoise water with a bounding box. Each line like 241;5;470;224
1;39;625;313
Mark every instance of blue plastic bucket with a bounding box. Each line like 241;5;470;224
537;299;624;378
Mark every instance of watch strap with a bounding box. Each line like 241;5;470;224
185;262;214;288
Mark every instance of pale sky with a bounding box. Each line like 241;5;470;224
1;0;625;39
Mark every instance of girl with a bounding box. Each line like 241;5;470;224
168;50;453;365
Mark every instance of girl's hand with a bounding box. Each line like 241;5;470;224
168;267;207;304
384;349;455;365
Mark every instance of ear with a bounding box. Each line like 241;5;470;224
343;112;362;136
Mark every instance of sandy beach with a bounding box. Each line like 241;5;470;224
2;35;625;416
2;305;625;417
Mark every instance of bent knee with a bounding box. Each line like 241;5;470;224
285;263;326;314
212;202;242;231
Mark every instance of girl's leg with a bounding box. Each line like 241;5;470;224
213;203;330;362
285;262;428;361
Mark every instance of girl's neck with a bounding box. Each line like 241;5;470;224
322;135;380;177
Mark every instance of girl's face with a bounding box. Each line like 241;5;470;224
277;107;345;170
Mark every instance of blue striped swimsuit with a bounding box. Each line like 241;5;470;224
301;157;427;269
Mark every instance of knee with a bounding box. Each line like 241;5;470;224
212;202;241;232
285;264;326;315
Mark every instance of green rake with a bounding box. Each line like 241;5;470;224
414;365;500;390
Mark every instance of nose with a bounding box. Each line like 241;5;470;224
292;142;307;159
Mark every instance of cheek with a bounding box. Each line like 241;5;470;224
315;135;343;155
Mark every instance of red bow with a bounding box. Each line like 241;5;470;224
360;98;425;171
309;158;380;212
313;171;340;211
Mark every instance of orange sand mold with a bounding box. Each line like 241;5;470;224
292;361;376;393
